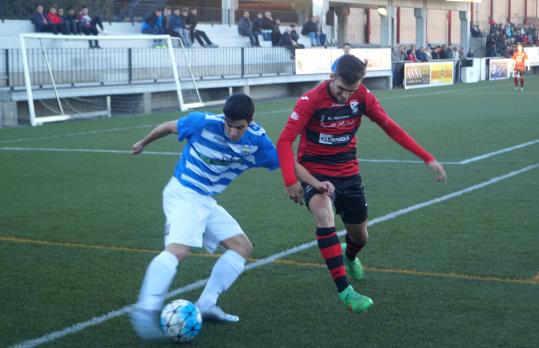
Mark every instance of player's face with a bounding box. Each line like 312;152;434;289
224;117;249;141
330;76;361;103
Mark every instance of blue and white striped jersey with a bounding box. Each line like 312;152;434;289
174;112;279;196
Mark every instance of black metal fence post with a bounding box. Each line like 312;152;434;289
4;49;9;88
240;47;245;78
127;48;132;84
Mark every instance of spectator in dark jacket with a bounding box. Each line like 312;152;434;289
271;18;282;46
252;12;264;37
31;4;57;34
301;15;326;47
238;11;260;47
169;8;191;47
415;47;429;62
261;11;274;30
186;8;218;48
63;7;80;35
280;25;302;59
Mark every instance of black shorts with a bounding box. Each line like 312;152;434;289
301;174;368;224
515;69;525;78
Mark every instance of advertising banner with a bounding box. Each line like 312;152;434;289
404;63;430;87
489;58;512;80
524;47;539;66
295;48;391;75
404;61;455;89
430;62;454;85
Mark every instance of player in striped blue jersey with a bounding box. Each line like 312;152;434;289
129;94;279;340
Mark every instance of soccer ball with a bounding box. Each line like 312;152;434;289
160;299;202;342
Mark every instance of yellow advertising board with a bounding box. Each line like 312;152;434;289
404;61;455;89
430;62;454;85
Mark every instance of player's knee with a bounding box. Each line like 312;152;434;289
165;243;191;261
312;206;334;226
222;234;252;258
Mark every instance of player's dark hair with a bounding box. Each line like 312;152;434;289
335;54;366;85
223;93;254;123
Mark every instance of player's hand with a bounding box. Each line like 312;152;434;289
428;160;447;183
315;181;335;196
132;140;145;155
285;182;304;205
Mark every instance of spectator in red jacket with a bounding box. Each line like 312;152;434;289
46;5;67;34
407;50;417;62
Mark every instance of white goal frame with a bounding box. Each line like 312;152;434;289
19;33;200;126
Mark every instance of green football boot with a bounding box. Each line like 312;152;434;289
341;243;365;280
338;285;373;314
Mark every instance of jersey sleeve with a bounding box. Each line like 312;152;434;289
253;133;280;171
177;112;206;142
364;90;435;164
276;93;317;186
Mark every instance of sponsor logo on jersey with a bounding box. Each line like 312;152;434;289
301;96;309;100
290;111;300;120
350;99;359;114
319;133;352;145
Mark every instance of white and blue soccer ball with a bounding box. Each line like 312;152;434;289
160;299;202;342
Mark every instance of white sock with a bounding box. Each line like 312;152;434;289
136;250;179;311
197;250;245;308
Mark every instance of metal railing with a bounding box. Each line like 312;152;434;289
0;46;295;90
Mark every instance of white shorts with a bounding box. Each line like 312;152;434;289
162;177;244;253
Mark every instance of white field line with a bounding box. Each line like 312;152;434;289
456;139;539;164
0;108;292;144
0;124;159;144
9;162;539;348
0;85;489;145
1;138;537;165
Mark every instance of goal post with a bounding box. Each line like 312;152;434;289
18;33;203;126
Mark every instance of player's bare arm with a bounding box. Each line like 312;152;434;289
132;120;178;155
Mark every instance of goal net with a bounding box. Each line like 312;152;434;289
19;34;203;126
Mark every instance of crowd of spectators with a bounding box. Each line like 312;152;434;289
31;3;103;48
391;43;475;87
485;21;537;57
30;4;328;52
142;6;218;48
233;10;320;58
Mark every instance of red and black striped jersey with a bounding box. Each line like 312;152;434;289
277;81;435;186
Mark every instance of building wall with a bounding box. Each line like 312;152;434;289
427;9;447;44
347;7;366;44
399;7;416;44
512;0;526;23
342;0;538;46
450;11;461;46
493;0;509;23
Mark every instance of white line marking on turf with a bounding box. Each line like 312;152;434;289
0;108;291;144
0;147;179;156
0;85;491;145
9;162;539;348
1;138;537;165
0;124;158;144
456;139;539;164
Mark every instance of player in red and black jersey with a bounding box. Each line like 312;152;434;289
277;55;446;314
